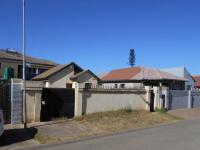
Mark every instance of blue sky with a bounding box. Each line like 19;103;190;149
0;0;200;74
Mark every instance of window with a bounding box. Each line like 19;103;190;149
38;68;47;74
120;84;125;88
115;84;118;89
31;68;36;74
66;83;72;89
85;83;92;89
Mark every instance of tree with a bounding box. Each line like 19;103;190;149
129;49;135;67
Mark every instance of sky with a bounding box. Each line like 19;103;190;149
0;0;200;75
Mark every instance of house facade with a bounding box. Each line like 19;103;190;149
99;67;187;90
33;62;99;88
0;49;57;80
70;70;100;88
162;67;195;90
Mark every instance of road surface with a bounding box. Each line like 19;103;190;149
31;119;200;150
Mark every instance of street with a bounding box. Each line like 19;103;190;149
30;118;200;150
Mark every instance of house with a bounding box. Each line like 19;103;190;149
33;62;99;88
162;67;195;90
0;49;57;80
70;69;100;88
99;67;187;90
193;76;200;89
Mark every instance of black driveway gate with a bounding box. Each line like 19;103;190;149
41;88;75;121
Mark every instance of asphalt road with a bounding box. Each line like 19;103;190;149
32;119;200;150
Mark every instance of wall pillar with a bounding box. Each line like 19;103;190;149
165;87;169;110
161;87;169;110
74;82;82;116
34;91;42;122
145;86;151;111
188;90;192;109
153;86;161;109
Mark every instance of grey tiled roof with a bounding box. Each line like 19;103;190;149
70;69;100;81
33;62;83;80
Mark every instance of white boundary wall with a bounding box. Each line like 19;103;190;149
75;88;147;116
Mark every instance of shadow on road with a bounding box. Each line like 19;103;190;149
0;127;37;146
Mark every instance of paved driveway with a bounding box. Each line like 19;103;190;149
31;118;200;150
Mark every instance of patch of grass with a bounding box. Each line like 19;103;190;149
75;109;179;133
33;109;181;145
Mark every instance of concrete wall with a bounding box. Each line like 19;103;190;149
48;66;74;88
76;89;147;115
25;81;43;123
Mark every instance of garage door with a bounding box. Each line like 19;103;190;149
40;88;75;121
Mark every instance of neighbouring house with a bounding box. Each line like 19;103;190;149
99;67;187;90
193;76;200;89
0;49;57;80
162;67;195;90
70;69;100;88
33;62;99;88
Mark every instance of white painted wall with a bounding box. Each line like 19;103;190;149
77;89;147;115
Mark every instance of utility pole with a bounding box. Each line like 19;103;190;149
22;0;27;128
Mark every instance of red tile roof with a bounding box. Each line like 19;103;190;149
101;67;187;81
102;67;141;81
193;76;200;88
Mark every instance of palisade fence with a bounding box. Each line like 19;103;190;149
169;90;200;110
0;79;23;124
10;79;23;124
78;84;144;90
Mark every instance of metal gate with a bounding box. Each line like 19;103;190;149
169;90;188;110
40;88;75;121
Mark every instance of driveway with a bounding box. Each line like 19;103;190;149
30;118;200;150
